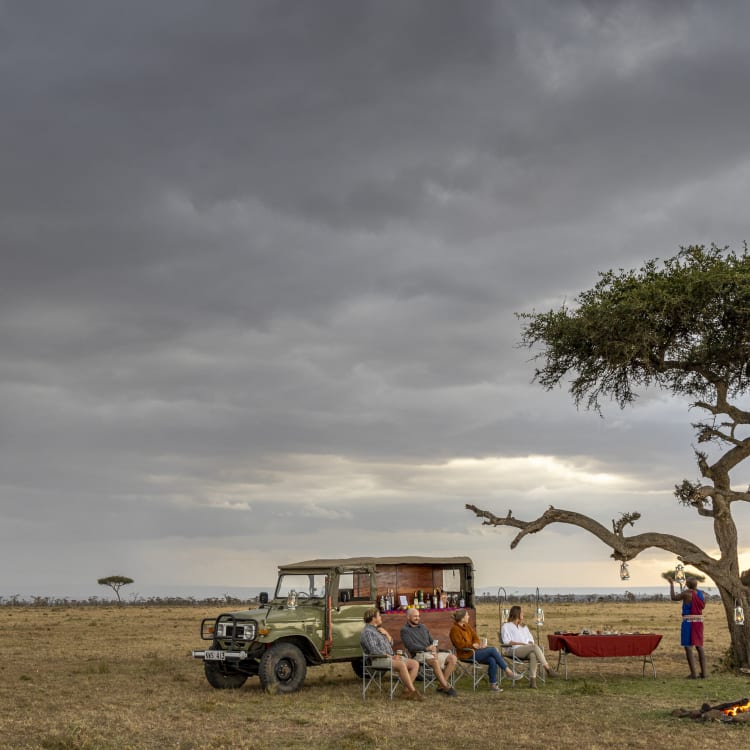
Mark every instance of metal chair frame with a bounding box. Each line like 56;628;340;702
413;649;458;692
361;651;404;700
414;651;439;693
453;649;490;690
500;642;546;688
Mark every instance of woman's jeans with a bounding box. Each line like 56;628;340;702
474;646;507;684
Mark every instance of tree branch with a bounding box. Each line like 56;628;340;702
465;503;716;572
696;424;744;447
714;383;750;423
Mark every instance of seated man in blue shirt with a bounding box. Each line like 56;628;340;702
360;608;425;701
400;607;458;696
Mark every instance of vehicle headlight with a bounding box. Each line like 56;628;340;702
216;621;256;641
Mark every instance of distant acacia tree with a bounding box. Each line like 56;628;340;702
467;245;750;667
97;576;134;604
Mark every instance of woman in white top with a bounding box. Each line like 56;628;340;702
500;605;558;688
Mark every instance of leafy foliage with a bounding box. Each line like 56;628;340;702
518;244;750;411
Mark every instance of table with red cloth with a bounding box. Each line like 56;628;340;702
546;633;663;679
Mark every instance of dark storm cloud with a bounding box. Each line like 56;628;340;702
2;1;750;591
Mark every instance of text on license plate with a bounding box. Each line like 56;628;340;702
204;650;226;661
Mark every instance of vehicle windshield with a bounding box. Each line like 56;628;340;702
275;573;328;599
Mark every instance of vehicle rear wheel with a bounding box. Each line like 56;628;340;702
259;642;307;694
204;660;249;689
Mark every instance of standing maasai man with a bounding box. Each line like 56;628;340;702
669;576;706;679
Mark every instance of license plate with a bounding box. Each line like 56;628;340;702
204;650;226;661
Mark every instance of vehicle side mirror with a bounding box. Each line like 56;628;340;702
259;592;268;604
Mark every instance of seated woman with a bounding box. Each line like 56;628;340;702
449;609;521;692
500;605;558;688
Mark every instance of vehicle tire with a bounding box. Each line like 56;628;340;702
204;660;248;689
350;657;364;678
259;642;307;694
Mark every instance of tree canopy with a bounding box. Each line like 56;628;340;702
518;244;750;411
97;575;134;604
468;244;750;667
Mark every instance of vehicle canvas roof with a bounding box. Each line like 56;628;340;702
279;555;473;570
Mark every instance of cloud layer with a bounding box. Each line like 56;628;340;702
2;1;750;595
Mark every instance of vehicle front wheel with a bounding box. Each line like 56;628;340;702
204;660;249;689
259;642;307;694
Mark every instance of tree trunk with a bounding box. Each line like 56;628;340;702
717;583;750;667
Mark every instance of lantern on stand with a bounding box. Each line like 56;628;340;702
619;561;630;580
735;599;745;626
534;587;544;642
498;587;509;624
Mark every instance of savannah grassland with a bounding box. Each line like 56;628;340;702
1;601;748;750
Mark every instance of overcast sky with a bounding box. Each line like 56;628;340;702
3;0;750;599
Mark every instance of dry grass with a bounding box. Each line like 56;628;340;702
1;601;747;749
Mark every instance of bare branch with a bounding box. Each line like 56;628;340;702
612;512;641;535
713;384;750;423
697;425;744;447
465;503;716;572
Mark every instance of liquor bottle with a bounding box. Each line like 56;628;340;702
459;591;465;608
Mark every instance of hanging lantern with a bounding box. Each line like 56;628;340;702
619;561;630;581
674;563;686;589
735;600;745;626
287;589;298;609
502;607;510;622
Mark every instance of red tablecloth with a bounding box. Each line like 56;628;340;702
547;633;662;658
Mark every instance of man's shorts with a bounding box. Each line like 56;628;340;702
416;651;451;668
370;655;395;669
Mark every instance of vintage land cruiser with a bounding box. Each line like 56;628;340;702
192;555;475;693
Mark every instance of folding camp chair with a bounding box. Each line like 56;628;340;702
361;651;404;700
453;649;490;690
500;640;546;688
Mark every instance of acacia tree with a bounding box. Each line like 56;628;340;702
467;244;750;667
97;575;134;604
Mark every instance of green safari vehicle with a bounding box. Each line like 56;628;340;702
192;555;475;693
